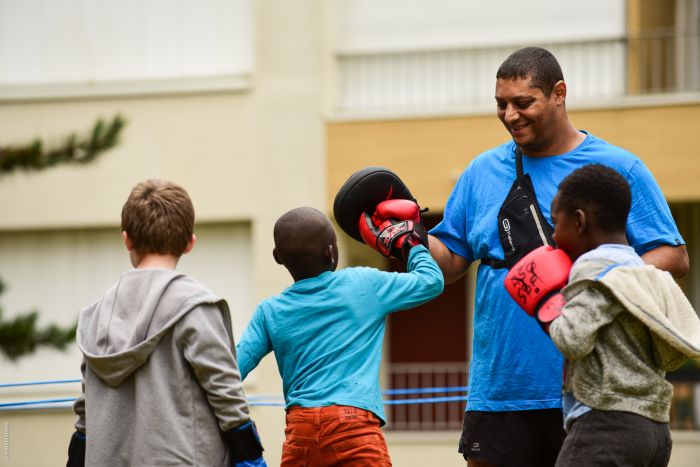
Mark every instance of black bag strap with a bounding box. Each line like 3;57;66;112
480;257;502;268
481;146;554;269
482;146;523;269
515;145;524;179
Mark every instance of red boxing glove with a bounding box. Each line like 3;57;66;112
358;199;428;261
504;245;572;333
374;198;421;224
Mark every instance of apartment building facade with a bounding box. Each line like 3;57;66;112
1;1;699;465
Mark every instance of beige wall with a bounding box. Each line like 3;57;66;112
2;1;700;466
0;0;327;321
0;0;328;465
327;103;700;209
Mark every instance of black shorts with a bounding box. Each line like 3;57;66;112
556;410;671;467
458;409;565;467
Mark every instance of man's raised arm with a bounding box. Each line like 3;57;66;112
428;235;471;284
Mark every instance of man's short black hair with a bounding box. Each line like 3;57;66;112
556;164;631;233
497;47;564;97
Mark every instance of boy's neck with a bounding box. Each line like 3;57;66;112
589;231;629;251
290;266;333;282
133;252;180;270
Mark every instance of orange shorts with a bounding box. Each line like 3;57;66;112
281;405;392;466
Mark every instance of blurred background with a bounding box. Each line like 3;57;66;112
0;0;699;465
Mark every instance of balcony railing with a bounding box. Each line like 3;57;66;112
384;362;467;431
628;28;700;95
334;30;700;117
384;361;700;431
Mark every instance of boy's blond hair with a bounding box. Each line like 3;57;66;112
121;179;194;256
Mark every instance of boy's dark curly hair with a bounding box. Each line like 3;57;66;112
556;163;631;233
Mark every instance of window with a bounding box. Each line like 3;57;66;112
0;0;253;99
0;223;253;391
668;201;700;430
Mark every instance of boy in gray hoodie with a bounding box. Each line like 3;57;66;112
66;179;265;467
518;164;700;467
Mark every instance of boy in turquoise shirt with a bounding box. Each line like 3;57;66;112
237;206;443;466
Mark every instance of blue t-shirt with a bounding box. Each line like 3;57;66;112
430;132;684;412
236;246;443;423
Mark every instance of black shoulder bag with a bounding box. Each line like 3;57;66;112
482;147;554;270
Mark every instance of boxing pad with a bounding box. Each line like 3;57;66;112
333;166;419;243
359;199;428;261
504;245;572;333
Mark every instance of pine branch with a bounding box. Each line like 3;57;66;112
0;310;76;361
0;114;126;175
0;116;125;359
0;272;77;361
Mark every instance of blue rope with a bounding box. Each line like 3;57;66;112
249;401;286;407
248;387;469;399
0;379;467;394
384;395;467;405
246;395;284;401
0;379;81;389
0;379;468;410
0;398;76;409
0;395;468;410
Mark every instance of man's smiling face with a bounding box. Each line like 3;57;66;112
495;76;561;154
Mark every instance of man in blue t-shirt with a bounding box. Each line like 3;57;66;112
428;47;689;467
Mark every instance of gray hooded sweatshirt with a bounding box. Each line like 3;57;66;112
74;268;250;466
551;247;700;423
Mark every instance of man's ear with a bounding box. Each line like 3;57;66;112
553;80;567;105
273;247;283;265
183;234;197;255
122;231;134;251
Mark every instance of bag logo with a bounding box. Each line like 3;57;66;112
502;218;515;253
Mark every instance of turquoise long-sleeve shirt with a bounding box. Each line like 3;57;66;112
236;246;444;423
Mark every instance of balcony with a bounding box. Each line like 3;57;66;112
384;362;467;431
333;30;700;119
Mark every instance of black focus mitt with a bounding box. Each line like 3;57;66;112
333;166;420;243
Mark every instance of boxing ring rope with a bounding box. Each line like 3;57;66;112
0;379;468;410
0;379;81;389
